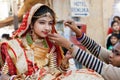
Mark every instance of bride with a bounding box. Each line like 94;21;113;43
0;3;68;80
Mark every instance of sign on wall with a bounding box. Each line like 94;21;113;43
70;0;89;17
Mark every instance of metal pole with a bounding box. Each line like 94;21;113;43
12;0;18;30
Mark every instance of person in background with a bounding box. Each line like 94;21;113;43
113;16;120;25
107;16;120;34
48;19;120;80
0;3;68;80
107;33;119;50
106;21;120;48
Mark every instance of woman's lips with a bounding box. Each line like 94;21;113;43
43;31;48;35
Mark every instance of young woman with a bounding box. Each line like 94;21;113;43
107;16;120;34
0;3;67;80
107;33;119;50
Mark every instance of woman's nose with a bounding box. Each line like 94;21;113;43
45;24;51;30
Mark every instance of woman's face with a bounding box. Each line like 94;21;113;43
110;36;119;45
112;22;120;32
32;15;54;38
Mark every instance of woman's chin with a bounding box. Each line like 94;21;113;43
39;35;47;38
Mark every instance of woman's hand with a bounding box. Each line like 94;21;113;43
64;19;82;37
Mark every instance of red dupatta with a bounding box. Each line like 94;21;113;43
1;42;17;75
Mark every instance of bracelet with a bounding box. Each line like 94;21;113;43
9;75;16;80
77;33;84;41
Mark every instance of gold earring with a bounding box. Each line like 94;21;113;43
30;27;33;36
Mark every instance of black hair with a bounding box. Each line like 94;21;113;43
2;33;10;40
77;26;82;29
111;33;120;39
106;33;120;49
62;47;68;55
113;16;120;21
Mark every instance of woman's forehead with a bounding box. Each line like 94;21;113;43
37;16;54;22
33;12;53;19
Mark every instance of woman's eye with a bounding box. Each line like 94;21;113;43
39;22;45;24
49;22;53;25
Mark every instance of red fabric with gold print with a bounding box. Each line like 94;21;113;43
1;42;17;75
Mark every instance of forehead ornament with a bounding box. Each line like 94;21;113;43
33;12;53;19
